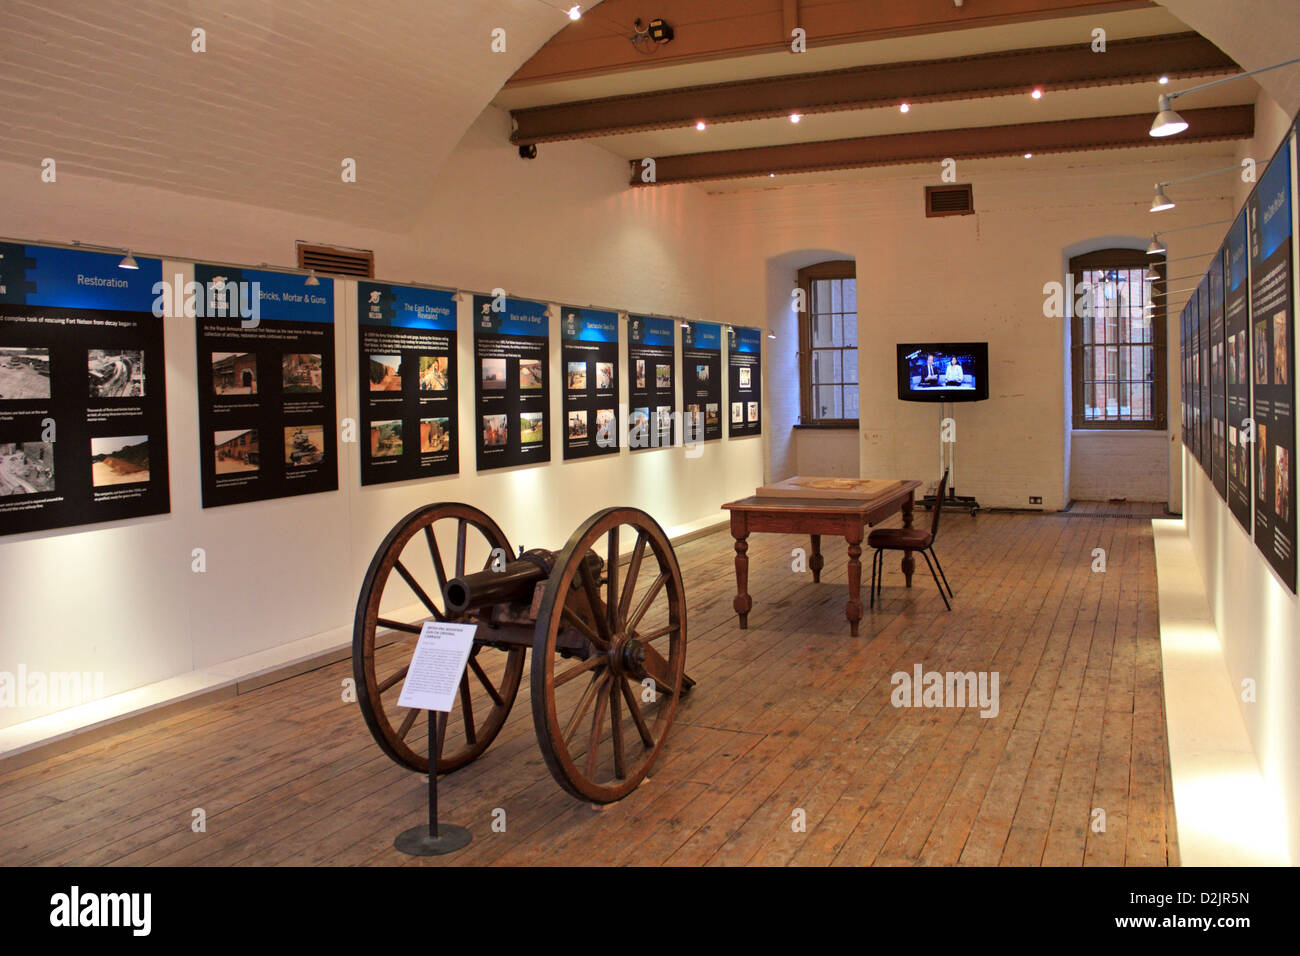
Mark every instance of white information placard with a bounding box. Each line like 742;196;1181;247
396;621;477;713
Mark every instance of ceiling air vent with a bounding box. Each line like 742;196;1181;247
925;184;974;218
296;242;375;278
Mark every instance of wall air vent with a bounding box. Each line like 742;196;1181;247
925;184;974;218
296;242;375;277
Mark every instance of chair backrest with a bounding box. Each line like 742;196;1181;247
931;469;950;539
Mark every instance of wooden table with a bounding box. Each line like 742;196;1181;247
721;479;922;637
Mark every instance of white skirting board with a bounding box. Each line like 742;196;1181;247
1150;518;1290;866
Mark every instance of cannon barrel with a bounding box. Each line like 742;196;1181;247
444;548;556;615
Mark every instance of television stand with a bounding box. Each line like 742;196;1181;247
921;487;981;517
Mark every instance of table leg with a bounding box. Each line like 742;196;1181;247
901;491;915;588
809;534;823;583
845;527;863;637
730;515;753;629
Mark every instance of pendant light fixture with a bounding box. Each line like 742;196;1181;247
1150;54;1300;137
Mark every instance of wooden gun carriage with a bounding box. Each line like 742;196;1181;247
353;503;692;803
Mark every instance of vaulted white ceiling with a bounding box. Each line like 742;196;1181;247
0;0;605;228
0;0;1293;224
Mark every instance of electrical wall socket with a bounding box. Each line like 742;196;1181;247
1029;496;1043;505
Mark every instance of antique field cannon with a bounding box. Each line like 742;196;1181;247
352;503;693;803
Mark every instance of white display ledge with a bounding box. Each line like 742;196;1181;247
1150;518;1290;866
0;518;729;769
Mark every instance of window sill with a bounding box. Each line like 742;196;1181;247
794;422;860;430
1071;427;1166;435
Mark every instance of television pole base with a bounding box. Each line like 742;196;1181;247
921;489;981;517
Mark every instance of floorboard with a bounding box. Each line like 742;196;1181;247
0;504;1177;867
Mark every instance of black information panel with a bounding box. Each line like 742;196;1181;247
358;282;458;485
727;325;762;437
0;244;169;535
1226;211;1252;531
1210;249;1227;498
1199;279;1211;475
1190;293;1201;464
682;321;722;442
473;295;550;471
1249;136;1296;591
560;307;619;460
627;315;676;449
195;265;337;508
1181;303;1191;453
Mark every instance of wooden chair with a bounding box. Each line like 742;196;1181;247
869;469;954;611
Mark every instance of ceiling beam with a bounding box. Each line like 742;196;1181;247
512;32;1236;145
508;0;1157;88
626;104;1253;185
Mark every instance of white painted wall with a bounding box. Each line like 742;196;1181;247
795;429;859;477
0;108;764;730
709;147;1239;510
1070;431;1171;502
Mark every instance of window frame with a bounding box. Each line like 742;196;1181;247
1068;248;1167;431
797;259;859;427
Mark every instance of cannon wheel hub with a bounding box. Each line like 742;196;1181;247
613;634;646;677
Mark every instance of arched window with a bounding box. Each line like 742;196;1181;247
1069;248;1167;429
797;260;858;425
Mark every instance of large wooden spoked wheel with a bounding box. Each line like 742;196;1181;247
353;502;525;774
531;507;688;803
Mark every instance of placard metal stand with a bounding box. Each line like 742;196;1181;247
394;710;472;856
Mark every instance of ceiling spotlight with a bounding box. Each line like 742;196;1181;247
1147;235;1166;255
695;120;706;131
1147;56;1300;140
1023;152;1033;159
768;331;777;339
1150;186;1175;212
117;251;139;270
789;113;802;123
1158;75;1170;85
565;5;581;20
1149;94;1188;137
899;103;910;114
1031;88;1043;99
769;173;775;177
305;269;321;286
680;321;689;329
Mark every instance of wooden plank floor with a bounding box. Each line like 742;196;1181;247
0;506;1178;867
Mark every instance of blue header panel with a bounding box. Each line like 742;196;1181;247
733;326;762;354
472;294;549;337
684;321;721;352
358;281;456;330
560;306;618;343
629;315;674;347
1254;138;1292;261
194;263;333;323
0;243;162;312
1227;210;1248;293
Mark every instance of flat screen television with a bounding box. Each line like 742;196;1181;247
897;342;989;403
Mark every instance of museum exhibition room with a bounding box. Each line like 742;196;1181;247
1;0;1298;924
